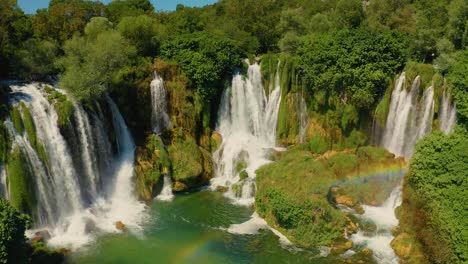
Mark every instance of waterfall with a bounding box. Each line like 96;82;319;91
211;62;282;205
380;74;435;159
4;119;56;226
156;175;174;201
73;102;100;197
0;165;6;199
351;186;402;264
439;90;457;134
150;72;171;135
4;84;146;249
297;93;309;143
10;84;84;220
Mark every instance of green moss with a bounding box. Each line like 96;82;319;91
168;138;213;191
239;170;248;181
6;148;37;215
20;103;36;147
0;123;10;163
44;88;74;129
10;105;23;134
374;81;393;127
405;61;435;89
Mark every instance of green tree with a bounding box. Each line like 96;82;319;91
0;199;31;264
13;39;58;81
161;31;241;102
58;18;136;101
335;0;365;28
117;15;166;56
107;0;154;22
447;50;468;124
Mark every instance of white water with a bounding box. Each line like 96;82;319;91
74;102;100;197
0;165;6;199
439;90;457;134
6;84;146;249
11;84;84;221
381;74;435;159
351;186;402;264
150;72;171;135
297;93;309;143
211;63;282;205
156;175;174;201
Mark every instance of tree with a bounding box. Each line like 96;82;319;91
117;15;166;56
298;29;407;109
335;0;365;28
0;199;31;264
13;39;58;81
58;18;136;101
447;50;468;125
107;0;154;22
161;31;241;102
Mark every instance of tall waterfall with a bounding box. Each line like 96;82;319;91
5;84;146;249
381;74;435;159
439;90;457;134
211;63;282;205
150;72;171;135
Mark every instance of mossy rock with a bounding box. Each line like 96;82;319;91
331;238;353;255
168;138;213;191
10;105;23;134
134;134;170;200
6;148;37;215
210;131;222;152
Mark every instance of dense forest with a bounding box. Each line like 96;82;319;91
0;0;467;263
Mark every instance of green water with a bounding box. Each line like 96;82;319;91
72;190;337;264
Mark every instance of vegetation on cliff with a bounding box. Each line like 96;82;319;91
394;128;468;263
255;144;404;248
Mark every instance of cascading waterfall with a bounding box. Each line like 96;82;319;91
439;90;457;134
11;84;84;221
4;119;56;226
0;165;6;199
351;186;402;264
211;62;281;205
381;74;435;159
73;102;100;197
5;83;146;249
150;72;171;135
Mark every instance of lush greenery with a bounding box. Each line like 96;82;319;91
0;199;31;264
394;128;468;263
255;144;404;248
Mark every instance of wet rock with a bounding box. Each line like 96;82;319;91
391;232;413;259
31;230;51;243
211;131;222;152
115;221;126;231
216;186;229;192
332;239;353;254
173;181;188;192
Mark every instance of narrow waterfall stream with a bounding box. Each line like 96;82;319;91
150;72;171;135
211;62;281;205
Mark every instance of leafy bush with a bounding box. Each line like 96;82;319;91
0;199;31;264
309;132;328;154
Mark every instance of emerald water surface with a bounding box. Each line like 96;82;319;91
72;190;337;264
